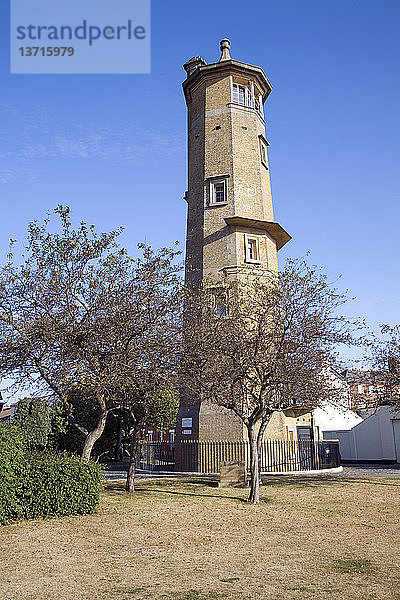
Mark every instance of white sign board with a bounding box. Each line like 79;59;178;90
182;418;192;428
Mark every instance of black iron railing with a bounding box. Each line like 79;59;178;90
136;439;340;473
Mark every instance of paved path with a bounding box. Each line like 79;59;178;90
341;463;400;477
103;463;400;480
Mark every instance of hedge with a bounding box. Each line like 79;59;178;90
12;397;52;449
0;426;102;524
17;452;102;520
0;426;26;524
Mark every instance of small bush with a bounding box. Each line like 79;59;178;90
0;426;102;524
16;452;102;520
0;426;26;524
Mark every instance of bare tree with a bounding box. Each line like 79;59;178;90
0;207;182;466
0;206;126;457
368;324;400;408
182;259;361;504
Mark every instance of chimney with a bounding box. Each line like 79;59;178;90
183;56;207;77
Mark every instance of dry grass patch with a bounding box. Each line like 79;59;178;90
0;475;399;600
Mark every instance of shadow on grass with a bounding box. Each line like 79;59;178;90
136;487;250;503
103;481;275;504
104;475;400;501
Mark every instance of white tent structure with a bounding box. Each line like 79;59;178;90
323;405;400;463
313;367;363;439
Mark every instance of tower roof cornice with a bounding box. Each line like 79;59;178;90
182;59;272;105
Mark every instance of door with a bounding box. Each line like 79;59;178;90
296;426;313;441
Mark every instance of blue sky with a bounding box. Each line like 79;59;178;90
0;0;399;401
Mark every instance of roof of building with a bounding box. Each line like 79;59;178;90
0;407;11;420
183;40;272;104
342;369;382;384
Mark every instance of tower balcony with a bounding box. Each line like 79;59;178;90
224;216;292;251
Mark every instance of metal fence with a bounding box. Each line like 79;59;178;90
137;439;340;473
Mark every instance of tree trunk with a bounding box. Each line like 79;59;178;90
115;422;124;462
81;408;108;461
256;415;271;487
126;426;141;493
247;423;260;504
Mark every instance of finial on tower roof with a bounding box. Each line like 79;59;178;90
219;38;231;61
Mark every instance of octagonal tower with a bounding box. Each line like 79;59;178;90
176;40;292;445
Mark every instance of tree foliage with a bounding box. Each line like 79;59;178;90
0;207;183;490
0;205;130;457
368;324;400;408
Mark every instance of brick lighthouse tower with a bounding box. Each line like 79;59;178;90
176;40;291;443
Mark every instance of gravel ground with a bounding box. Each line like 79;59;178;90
103;462;400;480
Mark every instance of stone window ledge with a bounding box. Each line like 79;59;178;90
207;202;229;208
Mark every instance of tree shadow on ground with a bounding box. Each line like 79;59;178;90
103;480;253;503
103;475;400;503
136;487;250;503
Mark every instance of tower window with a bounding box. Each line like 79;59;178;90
211;287;228;317
258;135;269;168
260;141;267;165
214;183;225;203
244;235;260;263
215;303;227;317
232;83;254;108
248;239;257;261
208;176;229;205
233;83;245;104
